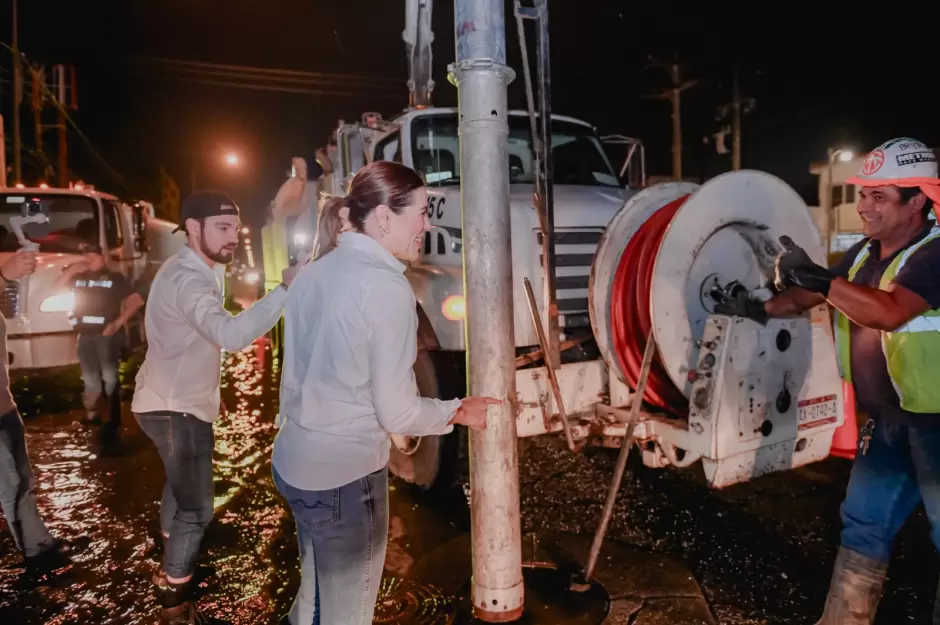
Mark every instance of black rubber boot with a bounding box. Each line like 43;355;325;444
98;390;122;453
159;580;208;624
814;546;888;625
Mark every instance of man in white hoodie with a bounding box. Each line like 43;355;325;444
131;190;304;624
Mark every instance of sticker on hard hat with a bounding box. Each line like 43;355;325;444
897;151;937;167
862;149;885;175
882;137;925;151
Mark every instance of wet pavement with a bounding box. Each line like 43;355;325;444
0;339;937;624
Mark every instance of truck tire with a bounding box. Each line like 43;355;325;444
388;349;459;491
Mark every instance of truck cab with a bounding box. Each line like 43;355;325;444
0;185;156;369
324;108;641;356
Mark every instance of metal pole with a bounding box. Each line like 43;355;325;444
12;0;22;183
535;0;560;371
579;327;656;586
450;0;524;621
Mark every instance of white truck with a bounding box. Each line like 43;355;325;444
0;184;180;370
266;0;845;492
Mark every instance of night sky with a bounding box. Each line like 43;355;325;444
2;0;937;225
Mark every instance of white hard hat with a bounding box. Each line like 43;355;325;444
847;137;940;206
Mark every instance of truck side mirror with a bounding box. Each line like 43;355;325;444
132;204;149;253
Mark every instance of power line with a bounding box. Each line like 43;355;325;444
130;55;404;86
115;55;404;100
150;73;402;100
0;39;131;193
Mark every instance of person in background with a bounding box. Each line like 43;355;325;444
1;250;90;575
273;161;498;624
52;253;134;450
132;190;304;624
262;149;332;291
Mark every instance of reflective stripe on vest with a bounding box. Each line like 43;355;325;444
834;226;940;413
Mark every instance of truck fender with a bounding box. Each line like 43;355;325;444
416;303;440;351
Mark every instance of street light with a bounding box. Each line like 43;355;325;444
191;147;242;193
825;147;855;255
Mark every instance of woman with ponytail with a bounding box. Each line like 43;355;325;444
310;195;350;260
273;161;499;625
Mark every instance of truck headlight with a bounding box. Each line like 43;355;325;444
40;292;75;313
442;294;465;321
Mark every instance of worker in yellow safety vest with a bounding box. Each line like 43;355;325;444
720;137;940;624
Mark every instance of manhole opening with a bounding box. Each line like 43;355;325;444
457;563;610;625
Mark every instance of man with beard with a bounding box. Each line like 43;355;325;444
131;190;304;624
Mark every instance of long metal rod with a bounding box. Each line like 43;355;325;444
534;0;561;371
523;277;577;452
452;0;524;620
579;327;657;585
512;3;540;173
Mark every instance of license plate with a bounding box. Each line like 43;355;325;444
797;394;838;431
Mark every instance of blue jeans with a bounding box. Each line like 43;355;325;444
0;409;56;557
77;332;121;397
135;411;215;579
273;466;389;625
840;419;940;561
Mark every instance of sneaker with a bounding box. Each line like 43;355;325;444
22;536;91;580
25;536;91;566
53;536;91;557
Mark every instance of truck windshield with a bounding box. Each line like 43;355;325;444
0;193;100;254
411;113;621;188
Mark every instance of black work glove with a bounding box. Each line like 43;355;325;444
774;235;834;296
713;291;769;325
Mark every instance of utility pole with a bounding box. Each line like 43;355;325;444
0;116;7;187
715;66;755;172
645;58;697;181
31;65;43;153
55;65;68;187
731;66;741;171
12;0;22;183
450;0;524;621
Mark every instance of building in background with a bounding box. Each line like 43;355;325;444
808;147;939;261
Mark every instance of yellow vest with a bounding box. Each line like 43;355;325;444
834;226;940;413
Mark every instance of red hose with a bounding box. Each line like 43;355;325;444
610;194;691;418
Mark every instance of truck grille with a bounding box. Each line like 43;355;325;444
0;282;19;318
537;228;603;330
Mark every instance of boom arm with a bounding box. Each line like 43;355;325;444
403;0;435;107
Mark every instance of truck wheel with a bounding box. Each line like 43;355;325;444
388;349;458;491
